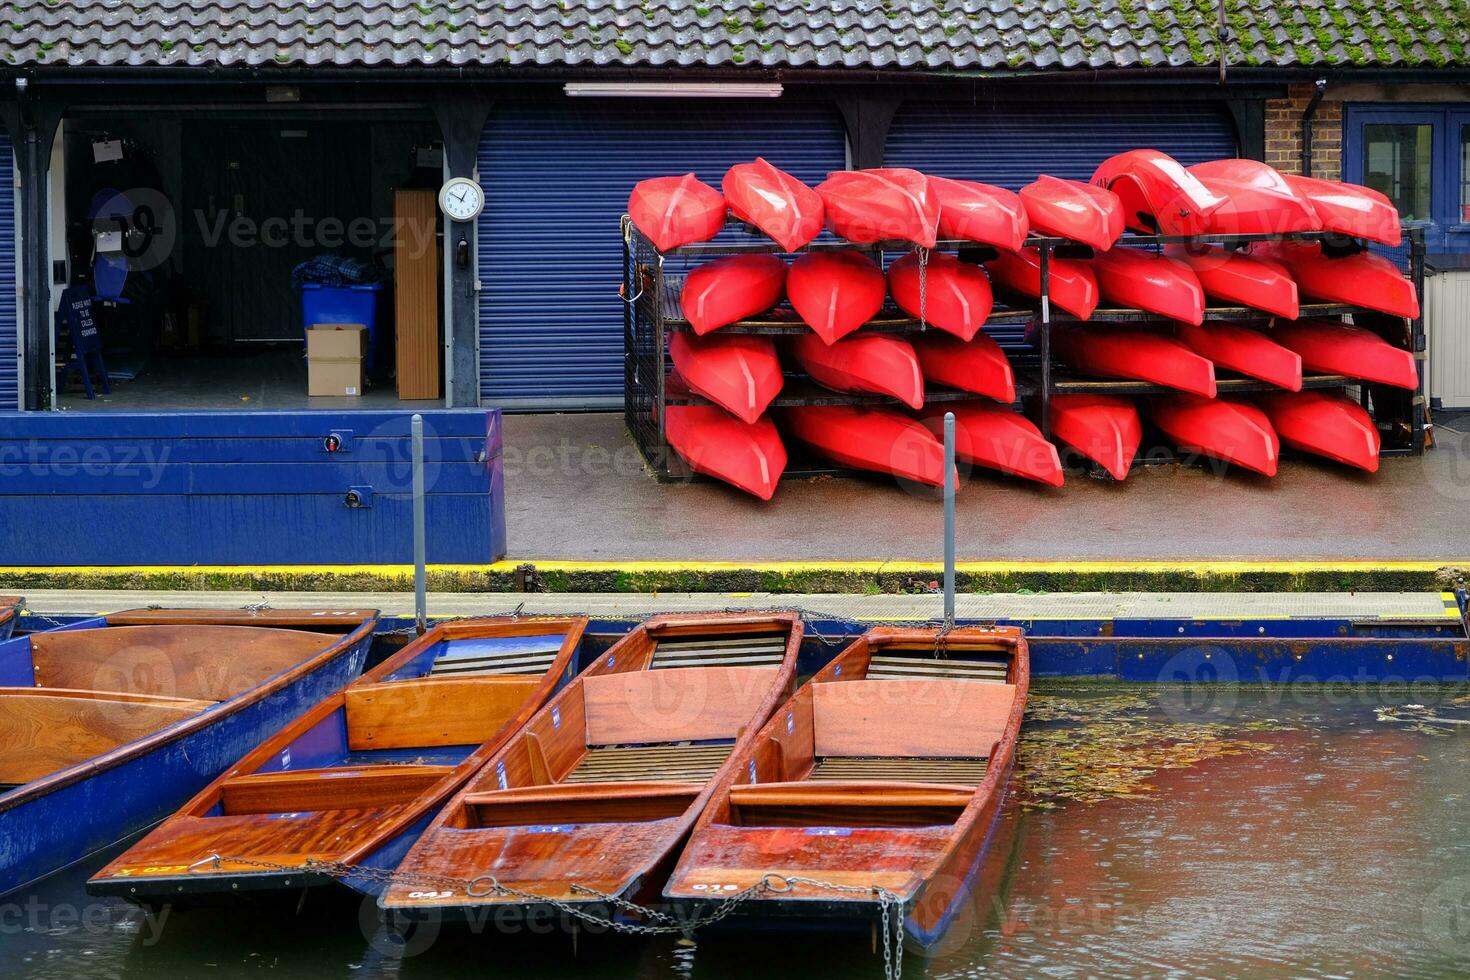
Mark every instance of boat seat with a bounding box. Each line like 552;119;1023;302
865;654;1010;683
809;756;990;787
463;780;699;827
650;633;788;669
728;780;974;828
218;763;452;815
428;636;564;677
563;743;733;785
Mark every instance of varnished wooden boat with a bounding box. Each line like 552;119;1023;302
0;607;378;898
665;625;1029;948
88;616;589;903
378;612;803;923
0;597;21;642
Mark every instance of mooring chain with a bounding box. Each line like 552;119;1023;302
916;245;930;333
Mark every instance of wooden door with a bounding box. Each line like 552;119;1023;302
394;189;441;399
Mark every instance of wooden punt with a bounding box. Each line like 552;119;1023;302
0;597;20;643
378;612;803;923
0;607;378;898
664;625;1029;948
87;616;589;903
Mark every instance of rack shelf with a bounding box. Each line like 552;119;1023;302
623;216;1428;483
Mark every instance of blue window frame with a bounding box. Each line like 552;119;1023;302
1345;104;1470;252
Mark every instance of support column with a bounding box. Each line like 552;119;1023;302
1226;98;1265;161
836;97;901;170
433;97;491;409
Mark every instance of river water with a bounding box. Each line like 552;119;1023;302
6;685;1470;978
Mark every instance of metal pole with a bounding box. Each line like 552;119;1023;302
1037;243;1053;439
411;413;427;636
943;411;956;625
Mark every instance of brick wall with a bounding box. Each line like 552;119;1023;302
1264;83;1342;180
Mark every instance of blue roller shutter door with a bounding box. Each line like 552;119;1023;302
0;127;15;410
477;101;848;409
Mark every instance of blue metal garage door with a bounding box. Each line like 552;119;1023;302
477;101;847;409
0;126;16;410
884;102;1238;187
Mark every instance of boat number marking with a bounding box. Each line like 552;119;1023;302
408;890;453;899
607;656;616;669
690;884;739;892
786;711;795;735
496;761;508;790
552;706;561;730
748;761;757;784
280;749;291;769
834;665;842;676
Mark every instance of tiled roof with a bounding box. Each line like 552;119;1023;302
6;0;1469;72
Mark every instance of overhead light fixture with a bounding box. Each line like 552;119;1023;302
563;82;783;98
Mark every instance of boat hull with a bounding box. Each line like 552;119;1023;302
1188;159;1321;235
1271;318;1419;390
1174;321;1303;391
985;247;1099;319
923;403;1063;486
1252;242;1420;320
1019;175;1124;250
1166;245;1299;320
786;250;888;345
929;176;1028;250
1048;393;1142;480
1151;393;1280;476
667;405;788;500
0;599;19;643
889;251;994;341
628;174;727;252
1283;174;1401;246
781;405;947;486
1090;149;1225;235
1052;324;1217;397
679;255;788;335
723;158;824;252
1258;390;1381;472
792;333;925;409
1090;247;1204;324
669;332;784;424
912;332;1016;403
816;169;939;248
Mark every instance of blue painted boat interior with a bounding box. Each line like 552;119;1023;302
382;633;567;682
0;634;36;688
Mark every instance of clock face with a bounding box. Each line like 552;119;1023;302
438;178;485;221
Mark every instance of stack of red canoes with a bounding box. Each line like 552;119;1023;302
626;150;1415;495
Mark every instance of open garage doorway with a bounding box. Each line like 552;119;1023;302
53;108;448;411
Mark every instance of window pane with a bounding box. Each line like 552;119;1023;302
1363;123;1433;222
1462;125;1470;223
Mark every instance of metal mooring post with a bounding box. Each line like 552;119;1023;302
943;411;956;624
411;414;427;636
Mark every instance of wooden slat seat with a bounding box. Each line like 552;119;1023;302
809;756;990;786
729;780;974;828
564;743;733;785
219;764;452;815
464;781;700;826
651;634;788;669
429;639;563;677
865;654;1010;683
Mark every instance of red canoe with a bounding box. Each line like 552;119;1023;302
1164;244;1299;319
929;176;1029;250
1271;318;1418;390
665;405;788;500
1052;324;1217;397
1090;246;1205;324
780;405;946;486
1283;174;1401;246
923;402;1063;487
679;254;787;335
1188;159;1321;235
888;251;994;341
985;247;1099;319
1019;175;1125;251
1174;321;1303;391
722;158;825;252
668;332;784;424
1258;390;1381;472
1250;242;1420;319
1090;149;1226;235
815;169;939;248
791;333;925;409
1048;393;1142;481
628;173;727;251
1151;393;1280;477
786;250;887;345
911;331;1016;403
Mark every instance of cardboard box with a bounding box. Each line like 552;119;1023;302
307;324;366;397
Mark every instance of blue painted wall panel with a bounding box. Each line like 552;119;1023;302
0;410;505;564
477;100;848;408
0;126;15;410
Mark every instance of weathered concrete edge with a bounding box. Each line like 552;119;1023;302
0;561;1465;594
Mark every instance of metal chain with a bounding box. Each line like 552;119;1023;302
916;246;930;332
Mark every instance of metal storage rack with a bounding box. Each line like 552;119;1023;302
623;215;1427;482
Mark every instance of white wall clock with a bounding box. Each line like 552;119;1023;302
438;177;485;222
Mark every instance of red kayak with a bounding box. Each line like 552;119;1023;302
1251;241;1420;319
923;402;1063;487
679;254;787;335
1090;149;1226;235
1048;393;1142;481
628;174;727;251
985;247;1099;319
1258;390;1380;473
1174;321;1303;391
929;176;1029;250
1283;174;1400;246
1052;324;1217;397
815;169;939;248
1019;175;1125;251
786;250;887;345
722;158;825;252
1188;159;1321;235
1151;393;1280;477
791;333;924;409
911;331;1015;403
668;332;784;424
1271;318;1418;390
780;405;946;487
888;251;993;341
665;405;788;500
1164;244;1299;319
1090;246;1205;324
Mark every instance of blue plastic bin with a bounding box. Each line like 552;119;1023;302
301;282;384;373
